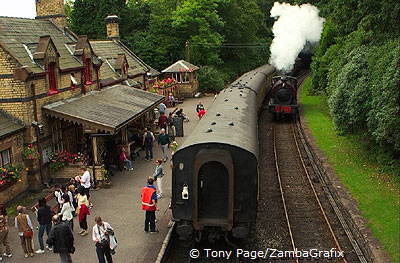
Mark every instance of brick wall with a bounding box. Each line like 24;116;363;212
0;132;29;203
36;0;66;28
106;22;120;39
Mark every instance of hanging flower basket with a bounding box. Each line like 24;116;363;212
0;165;23;190
22;144;39;160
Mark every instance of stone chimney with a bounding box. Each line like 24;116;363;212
105;15;120;40
35;0;67;28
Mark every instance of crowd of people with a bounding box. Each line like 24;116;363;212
0;99;206;262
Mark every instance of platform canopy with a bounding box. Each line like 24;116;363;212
43;85;164;133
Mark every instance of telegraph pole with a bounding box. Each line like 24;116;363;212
185;40;190;62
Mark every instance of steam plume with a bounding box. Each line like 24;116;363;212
269;2;325;72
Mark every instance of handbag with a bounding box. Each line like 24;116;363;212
23;230;33;238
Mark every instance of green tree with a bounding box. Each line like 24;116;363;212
70;0;132;40
198;66;227;92
172;0;225;66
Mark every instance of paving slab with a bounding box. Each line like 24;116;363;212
5;96;215;263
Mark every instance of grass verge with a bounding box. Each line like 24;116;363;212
300;76;400;263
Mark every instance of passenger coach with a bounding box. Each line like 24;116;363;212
171;65;274;241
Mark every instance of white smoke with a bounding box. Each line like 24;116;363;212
269;2;325;72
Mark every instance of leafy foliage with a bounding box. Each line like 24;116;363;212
69;0;272;79
309;0;400;158
197;66;227;93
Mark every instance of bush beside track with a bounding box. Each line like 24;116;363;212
300;76;400;263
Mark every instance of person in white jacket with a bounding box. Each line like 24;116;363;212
58;195;75;231
92;216;114;263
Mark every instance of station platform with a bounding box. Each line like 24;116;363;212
6;96;215;263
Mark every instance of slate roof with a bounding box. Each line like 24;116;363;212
0;17;159;80
0;112;24;139
162;60;199;73
90;40;153;78
43;85;164;133
0;17;81;73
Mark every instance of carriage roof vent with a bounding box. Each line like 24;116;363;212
211;122;216;125
206;128;213;133
216;113;221;116
234;107;239;110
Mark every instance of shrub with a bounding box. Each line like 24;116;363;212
198;66;227;93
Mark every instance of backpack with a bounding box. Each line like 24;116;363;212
145;132;153;144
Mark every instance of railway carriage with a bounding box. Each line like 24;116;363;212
171;65;274;241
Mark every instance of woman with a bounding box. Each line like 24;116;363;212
59;195;75;231
76;187;90;236
0;204;12;260
153;159;165;199
14;206;34;258
168;93;176;107
68;184;77;214
35;198;52;254
119;148;133;171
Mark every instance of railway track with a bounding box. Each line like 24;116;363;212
273;120;344;262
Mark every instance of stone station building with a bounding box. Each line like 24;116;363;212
0;0;163;201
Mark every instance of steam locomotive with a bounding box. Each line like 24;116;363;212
171;65;275;242
268;75;298;119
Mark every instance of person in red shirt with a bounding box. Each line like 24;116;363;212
197;109;206;119
141;178;158;233
119;148;133;171
158;112;168;130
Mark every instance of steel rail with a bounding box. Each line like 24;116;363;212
294;120;368;263
291;122;347;263
272;126;299;263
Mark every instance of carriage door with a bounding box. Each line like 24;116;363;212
198;161;229;219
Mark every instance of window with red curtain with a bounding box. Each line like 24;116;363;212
84;57;92;85
47;62;59;95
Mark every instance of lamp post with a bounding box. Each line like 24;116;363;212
31;121;45;186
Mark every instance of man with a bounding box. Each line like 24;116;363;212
79;167;91;201
153;160;165;198
35;198;53;254
158;112;168;130
141;178;158;233
157;129;170;162
46;215;75;263
196;101;205;113
159;102;166;115
92;216;113;263
143;128;155;161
